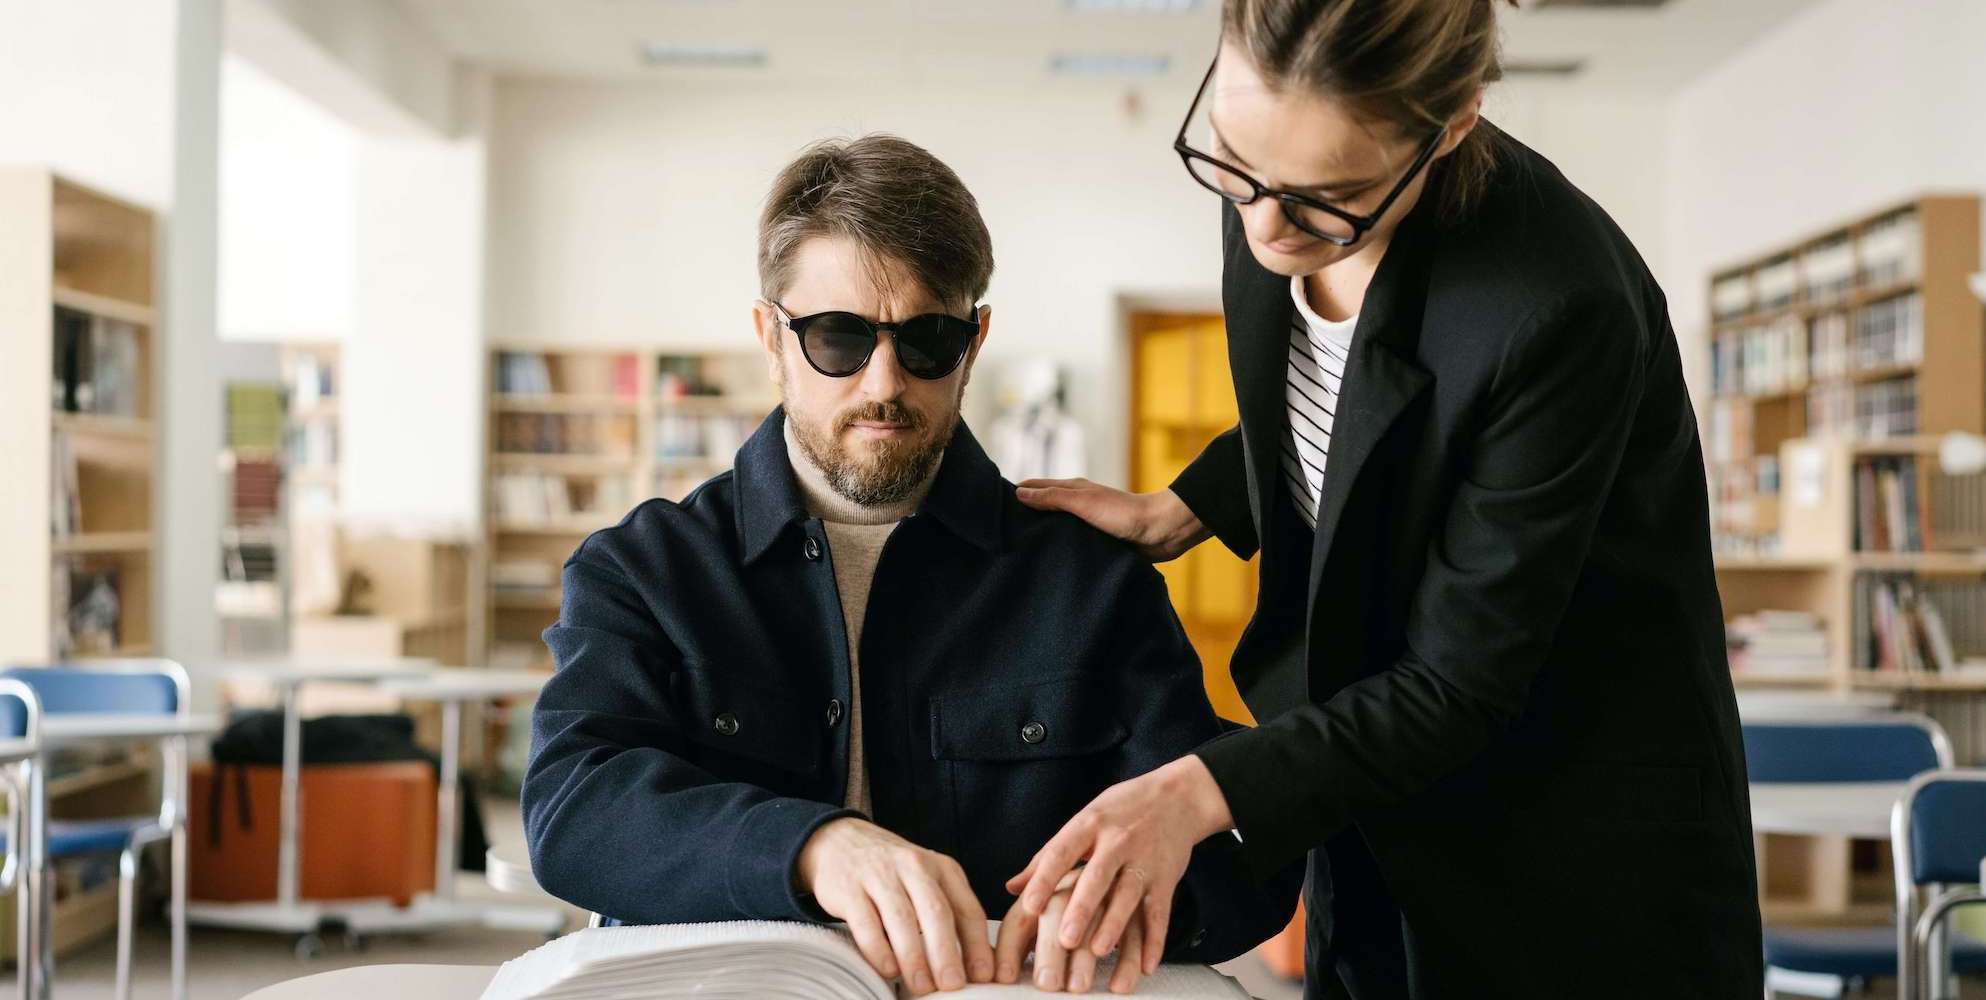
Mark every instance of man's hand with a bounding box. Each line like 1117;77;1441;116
1013;482;1209;563
994;871;1147;994
1005;756;1234;975
797;818;994;995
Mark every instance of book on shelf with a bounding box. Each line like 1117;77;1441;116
51;307;143;418
226;383;285;451
1711;273;1753;322
290;352;335;406
1801;235;1856;304
1853;454;1931;552
1853;574;1982;675
53;559;122;657
1728;610;1829;675
492;474;633;526
495;413;638;457
492;560;561;592
50;431;80;538
1755;256;1798;311
496;352;555;396
481;921;1249;1000
1857;208;1922;289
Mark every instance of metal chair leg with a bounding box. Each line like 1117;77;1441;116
114;846;137;1000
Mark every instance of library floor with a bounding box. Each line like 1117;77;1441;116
44;798;1301;1000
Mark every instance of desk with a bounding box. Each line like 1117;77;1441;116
242;964;496;1000
1748;782;1907;838
29;712;219;1000
370;670;564;938
189;661;433;949
483;844;539;897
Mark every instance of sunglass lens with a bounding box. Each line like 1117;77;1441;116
799;313;876;376
895;317;972;379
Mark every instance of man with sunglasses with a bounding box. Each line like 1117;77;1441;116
523;134;1298;996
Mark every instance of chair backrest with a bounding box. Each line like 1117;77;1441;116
0;679;40;742
1;660;186;717
1893;769;1986;888
1742;714;1952;783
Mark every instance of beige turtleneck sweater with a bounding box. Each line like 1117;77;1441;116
783;420;938;817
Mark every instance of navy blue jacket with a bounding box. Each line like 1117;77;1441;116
523;409;1299;964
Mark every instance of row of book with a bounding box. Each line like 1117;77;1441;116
1728;610;1828;676
226;383;285;451
289;352;336;407
494;412;640;457
1854;455;1929;552
51;557;124;657
1709;208;1921;321
1853;574;1979;674
495;351;643;399
491;473;634;526
1806;376;1919;440
654;413;757;461
51;307;143;418
1709;295;1923;399
492;560;561;597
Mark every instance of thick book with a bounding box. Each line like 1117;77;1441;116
481;922;1253;1000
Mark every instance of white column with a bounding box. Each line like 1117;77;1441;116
161;0;225;700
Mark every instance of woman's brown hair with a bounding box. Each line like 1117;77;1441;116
1222;0;1515;220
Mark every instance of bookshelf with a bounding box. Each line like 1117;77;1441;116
484;344;777;671
1707;195;1986;927
0;167;161;663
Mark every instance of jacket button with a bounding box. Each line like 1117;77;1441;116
803;537;823;561
1020;721;1046;744
1189;928;1206;948
714;712;740;736
826;699;843;726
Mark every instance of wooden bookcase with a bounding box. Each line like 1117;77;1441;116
0;165;163;954
0;167;161;664
1708;195;1986;925
483;344;776;671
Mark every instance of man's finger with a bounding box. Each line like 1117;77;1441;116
1108;917;1145;995
902;867;967;992
1140;889;1172;975
873;883;932;995
1089;870;1145;957
843;897;898;982
1019;828;1093;916
1057;850;1123;951
993;903;1037;984
935;860;994;983
1033;891;1071;992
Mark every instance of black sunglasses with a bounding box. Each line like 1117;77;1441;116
769;301;981;381
1173;56;1445;247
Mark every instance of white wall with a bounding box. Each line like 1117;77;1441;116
219;54;359;343
1665;0;1986;399
488;75;1670;489
0;0;178;207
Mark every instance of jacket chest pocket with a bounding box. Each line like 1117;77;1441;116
671;666;823;781
929;674;1128;891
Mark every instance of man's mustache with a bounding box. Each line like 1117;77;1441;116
834;401;923;434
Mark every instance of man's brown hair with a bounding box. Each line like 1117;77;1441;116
758;134;994;314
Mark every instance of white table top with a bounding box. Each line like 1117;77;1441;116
484;843;543;896
1736;690;1897;719
378;669;548;701
242;964;496;1000
1749;781;1906;838
215;658;437;685
38;713;221;747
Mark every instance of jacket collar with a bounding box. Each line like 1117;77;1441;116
736;406;1004;563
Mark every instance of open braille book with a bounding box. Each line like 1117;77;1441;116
481;920;1254;999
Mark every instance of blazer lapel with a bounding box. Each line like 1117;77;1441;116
1219;203;1297;583
1304;200;1438;616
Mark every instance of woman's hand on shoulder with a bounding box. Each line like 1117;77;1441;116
1015;482;1210;563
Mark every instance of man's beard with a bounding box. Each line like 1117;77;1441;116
787;394;957;508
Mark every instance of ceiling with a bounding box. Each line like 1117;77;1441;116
394;0;1826;93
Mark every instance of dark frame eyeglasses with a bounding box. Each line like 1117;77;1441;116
768;301;982;381
1173;56;1446;248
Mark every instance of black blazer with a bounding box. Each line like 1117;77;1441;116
1172;127;1762;998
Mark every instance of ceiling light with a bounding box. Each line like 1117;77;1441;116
1049;52;1173;77
637;43;767;68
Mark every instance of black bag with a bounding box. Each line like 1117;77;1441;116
208;710;489;872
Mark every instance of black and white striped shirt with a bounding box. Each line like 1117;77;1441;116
1282;275;1358;529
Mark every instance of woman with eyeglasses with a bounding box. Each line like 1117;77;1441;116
1007;0;1761;996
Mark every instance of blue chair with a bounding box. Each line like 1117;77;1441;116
0;679;42;1000
3;661;190;1000
1893;769;1986;1000
1745;715;1986;999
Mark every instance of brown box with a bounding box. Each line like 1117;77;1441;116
189;761;435;906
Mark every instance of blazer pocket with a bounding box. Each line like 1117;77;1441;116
929;673;1128;762
671;666;822;776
